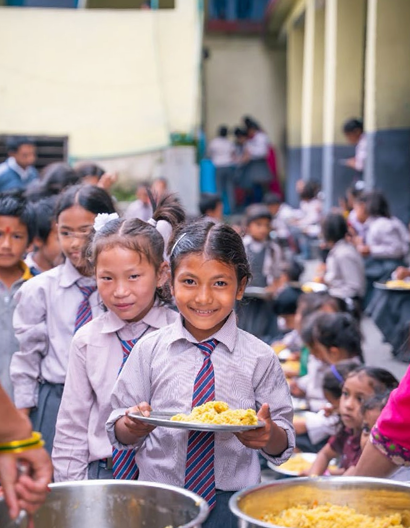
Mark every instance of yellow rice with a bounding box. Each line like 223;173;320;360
262;503;405;528
171;401;258;426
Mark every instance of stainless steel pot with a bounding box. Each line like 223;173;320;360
0;480;209;528
229;477;410;528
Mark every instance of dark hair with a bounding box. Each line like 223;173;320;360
274;287;302;316
281;258;305;282
245;204;272;225
314;312;364;362
358;190;391;218
297;292;347;319
323;361;361;399
264;193;283;206
6;136;35;153
90;194;185;304
322;213;348;244
361;392;391;415
349;366;399;394
234;127;247;138
346;181;366;201
299;181;318;201
243;116;260;131
42;163;80;194
199;193;222;216
74;162;105;181
343;118;363;134
300;312;319;347
218;126;228;138
32;196;58;243
55;184;116;220
0;190;36;244
169;221;252;287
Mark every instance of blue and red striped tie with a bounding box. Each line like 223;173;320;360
112;338;140;480
184;338;218;510
74;285;96;333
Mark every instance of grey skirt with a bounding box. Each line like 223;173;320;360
30;381;64;455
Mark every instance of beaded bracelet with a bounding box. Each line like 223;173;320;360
0;432;44;454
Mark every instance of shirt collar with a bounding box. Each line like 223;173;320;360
100;302;172;334
8;157;30;181
59;259;87;288
169;311;237;353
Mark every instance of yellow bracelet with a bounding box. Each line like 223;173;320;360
0;432;43;452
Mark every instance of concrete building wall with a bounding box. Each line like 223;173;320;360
203;35;287;174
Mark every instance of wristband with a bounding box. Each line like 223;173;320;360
0;432;44;454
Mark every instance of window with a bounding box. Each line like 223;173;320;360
0;135;68;172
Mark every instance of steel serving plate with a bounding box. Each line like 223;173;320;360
128;411;265;433
229;477;410;528
374;282;410;292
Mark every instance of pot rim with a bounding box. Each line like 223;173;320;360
228;476;410;528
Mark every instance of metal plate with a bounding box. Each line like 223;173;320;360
291;397;309;412
374;282;410;292
243;287;271;300
128;411;265;433
268;452;317;476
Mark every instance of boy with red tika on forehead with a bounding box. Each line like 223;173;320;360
0;191;36;399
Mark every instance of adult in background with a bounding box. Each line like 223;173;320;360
243;118;272;203
341;118;367;174
0;137;39;192
207;125;235;214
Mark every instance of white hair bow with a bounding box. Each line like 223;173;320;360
93;212;119;232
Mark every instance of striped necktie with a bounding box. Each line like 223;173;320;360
184;338;218;510
112;335;143;480
74;285;96;333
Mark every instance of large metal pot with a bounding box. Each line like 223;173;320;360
229;477;410;528
0;480;209;528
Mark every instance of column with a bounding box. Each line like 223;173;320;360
322;0;366;210
364;0;410;223
286;23;304;206
301;0;325;183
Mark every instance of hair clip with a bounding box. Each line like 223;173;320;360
171;232;187;255
147;218;157;227
331;364;344;384
93;212;119;232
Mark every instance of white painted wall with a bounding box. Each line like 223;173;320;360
204;35;287;172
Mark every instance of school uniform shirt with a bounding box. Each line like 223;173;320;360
123;200;153;222
296;356;328;413
354;134;367;172
324;239;365;299
246;131;269;160
242;235;283;285
10;259;101;410
24;252;42;276
52;305;177;482
365;216;409;259
106;311;295;491
0;262;33;399
207;137;234;168
0;157;39;192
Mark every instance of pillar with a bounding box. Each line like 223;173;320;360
364;0;410;223
286;23;304;206
301;0;325;184
322;0;366;211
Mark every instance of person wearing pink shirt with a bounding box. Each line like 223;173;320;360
52;196;184;481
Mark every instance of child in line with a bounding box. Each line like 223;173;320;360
106;221;294;527
360;394;410;481
24;196;62;275
53;196;184;481
10;185;116;453
320;213;365;305
0;192;36;398
198;193;223;224
308;367;398;476
239;204;283;340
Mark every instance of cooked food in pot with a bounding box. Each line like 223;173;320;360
262;503;406;528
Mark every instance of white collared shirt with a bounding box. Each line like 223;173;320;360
52;305;178;481
11;259;101;409
106;311;295;491
7;157;31;181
